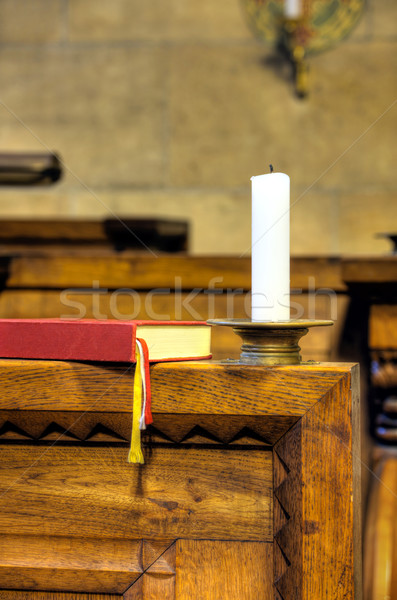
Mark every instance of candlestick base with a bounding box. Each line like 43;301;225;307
207;319;333;366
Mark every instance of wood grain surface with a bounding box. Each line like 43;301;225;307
292;256;345;291
126;544;175;599
342;256;397;284
0;359;354;416
301;367;362;599
0;593;116;599
5;256;251;289
175;540;273;599
369;304;397;349
274;364;362;599
2;255;346;290
0;446;272;542
0;220;107;242
0;536;142;593
364;453;397;600
274;422;303;596
0;360;360;598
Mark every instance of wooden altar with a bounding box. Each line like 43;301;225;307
0;359;361;599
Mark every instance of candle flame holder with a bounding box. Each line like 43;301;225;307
241;0;366;98
207;319;333;366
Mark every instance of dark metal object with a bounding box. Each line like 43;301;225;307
0;152;62;185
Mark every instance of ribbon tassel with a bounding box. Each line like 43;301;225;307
128;339;153;464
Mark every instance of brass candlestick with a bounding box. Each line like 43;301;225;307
281;17;309;98
207;319;333;366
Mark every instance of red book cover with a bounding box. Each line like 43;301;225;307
0;319;211;362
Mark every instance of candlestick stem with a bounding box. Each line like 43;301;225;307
282;17;309;98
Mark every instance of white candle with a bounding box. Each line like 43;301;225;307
284;0;302;19
251;171;290;322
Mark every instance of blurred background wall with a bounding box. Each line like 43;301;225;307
0;0;395;255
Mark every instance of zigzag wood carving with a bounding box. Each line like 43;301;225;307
273;423;302;599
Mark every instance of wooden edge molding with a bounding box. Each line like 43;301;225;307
0;535;176;595
0;359;357;416
273;365;362;599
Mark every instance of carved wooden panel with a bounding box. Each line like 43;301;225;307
0;360;361;598
0;446;272;542
0;411;297;446
0;539;273;599
0;540;176;598
125;544;176;599
273;424;302;598
0;536;176;594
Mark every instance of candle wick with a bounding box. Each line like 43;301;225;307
269;164;274;173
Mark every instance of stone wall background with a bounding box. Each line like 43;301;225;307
0;0;395;255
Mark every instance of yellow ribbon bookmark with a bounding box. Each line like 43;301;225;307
128;342;145;464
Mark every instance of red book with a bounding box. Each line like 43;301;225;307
0;319;212;363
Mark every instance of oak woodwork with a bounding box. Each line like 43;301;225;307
126;543;176;599
174;540;273;599
0;359;352;415
0;594;115;600
0;446;272;543
276;368;361;598
342;256;397;284
0;360;361;598
0;536;143;593
369;304;397;349
0;220;107;244
1;255;348;290
291;256;345;291
274;366;361;598
0;218;188;252
0;410;294;446
5;256;251;290
0;538;177;598
364;453;397;600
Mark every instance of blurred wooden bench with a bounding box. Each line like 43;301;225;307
342;257;397;443
0;219;348;362
0;252;348;361
342;256;397;600
364;449;397;600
